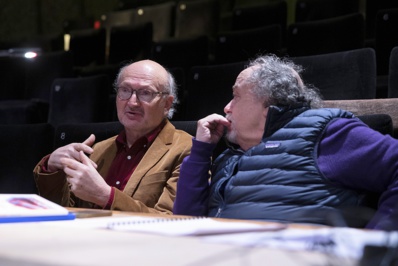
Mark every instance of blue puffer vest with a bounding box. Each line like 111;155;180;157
208;105;364;225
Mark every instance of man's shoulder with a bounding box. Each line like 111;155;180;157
173;128;194;140
302;108;353;117
164;128;193;148
161;120;194;143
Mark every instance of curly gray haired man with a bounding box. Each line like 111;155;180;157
174;54;398;231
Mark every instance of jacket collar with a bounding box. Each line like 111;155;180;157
222;104;310;152
262;104;310;139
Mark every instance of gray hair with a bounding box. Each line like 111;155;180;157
247;54;323;109
163;70;178;119
113;63;179;119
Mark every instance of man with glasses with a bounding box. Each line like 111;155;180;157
33;60;192;214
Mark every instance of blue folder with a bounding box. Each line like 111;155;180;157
0;212;76;223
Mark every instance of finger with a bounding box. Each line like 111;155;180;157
78;151;97;169
199;114;230;128
66;176;76;192
73;137;95;155
211;117;231;127
66;175;73;185
60;157;82;170
74;144;94;156
83;134;96;146
72;134;96;155
64;165;77;181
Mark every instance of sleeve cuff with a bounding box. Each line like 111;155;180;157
40;154;52;173
105;187;115;209
189;138;217;162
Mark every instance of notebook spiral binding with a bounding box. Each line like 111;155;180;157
106;216;206;229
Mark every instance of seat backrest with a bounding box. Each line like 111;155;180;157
0;123;54;193
388;46;398;98
291;48;377;100
174;0;220;39
108;22;153;65
0;56;26;100
101;9;135;29
287;13;365;57
365;0;398;38
150;35;209;72
375;8;398;75
69;28;107;67
53;121;123;149
132;1;176;41
170;120;197;136
214;24;283;65
24;51;75;103
295;0;359;22
232;0;287;32
357;114;393;137
185;61;247;120
323;98;398;138
48;75;111;127
0;99;48;124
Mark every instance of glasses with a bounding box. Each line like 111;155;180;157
115;87;169;103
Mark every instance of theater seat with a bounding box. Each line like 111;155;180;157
323;98;398;138
48;75;111;127
0;123;54;193
53;121;123;149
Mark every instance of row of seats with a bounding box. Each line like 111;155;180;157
108;0;396;39
3;1;398;79
0;112;393;194
2;47;398;124
58;0;398;74
63;10;398;83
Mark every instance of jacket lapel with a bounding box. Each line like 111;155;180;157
122;120;175;196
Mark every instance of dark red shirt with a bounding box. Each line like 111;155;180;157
104;121;165;208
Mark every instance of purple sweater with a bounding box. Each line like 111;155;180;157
174;118;398;230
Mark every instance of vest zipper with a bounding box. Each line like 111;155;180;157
215;207;222;217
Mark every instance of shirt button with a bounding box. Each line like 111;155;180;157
116;181;120;185
127;155;131;160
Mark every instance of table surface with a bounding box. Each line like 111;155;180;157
0;208;356;266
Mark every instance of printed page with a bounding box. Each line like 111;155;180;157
0;194;69;216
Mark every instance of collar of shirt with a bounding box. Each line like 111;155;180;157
115;119;166;152
105;119;166;193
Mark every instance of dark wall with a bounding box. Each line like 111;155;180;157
0;0;119;46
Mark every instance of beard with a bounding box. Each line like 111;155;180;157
225;130;237;144
225;115;237;144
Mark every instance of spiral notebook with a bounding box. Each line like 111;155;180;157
107;216;286;236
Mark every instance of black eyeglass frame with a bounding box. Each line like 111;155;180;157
114;87;169;102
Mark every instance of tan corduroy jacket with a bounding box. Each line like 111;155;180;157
33;120;192;215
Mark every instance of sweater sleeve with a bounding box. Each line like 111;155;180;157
173;138;216;216
318;118;398;230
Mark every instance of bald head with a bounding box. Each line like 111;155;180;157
116;60;169;89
